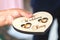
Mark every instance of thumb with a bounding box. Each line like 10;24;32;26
10;9;33;19
18;9;33;18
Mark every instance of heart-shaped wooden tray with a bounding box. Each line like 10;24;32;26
12;11;53;35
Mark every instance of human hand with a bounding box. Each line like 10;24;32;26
0;8;32;27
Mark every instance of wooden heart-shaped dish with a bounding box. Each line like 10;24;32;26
12;11;53;35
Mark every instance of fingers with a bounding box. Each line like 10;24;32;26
5;15;13;25
9;9;32;19
0;15;13;27
17;9;33;18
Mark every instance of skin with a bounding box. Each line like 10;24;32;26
0;8;32;27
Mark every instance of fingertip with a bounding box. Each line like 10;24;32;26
18;9;33;18
26;13;33;18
